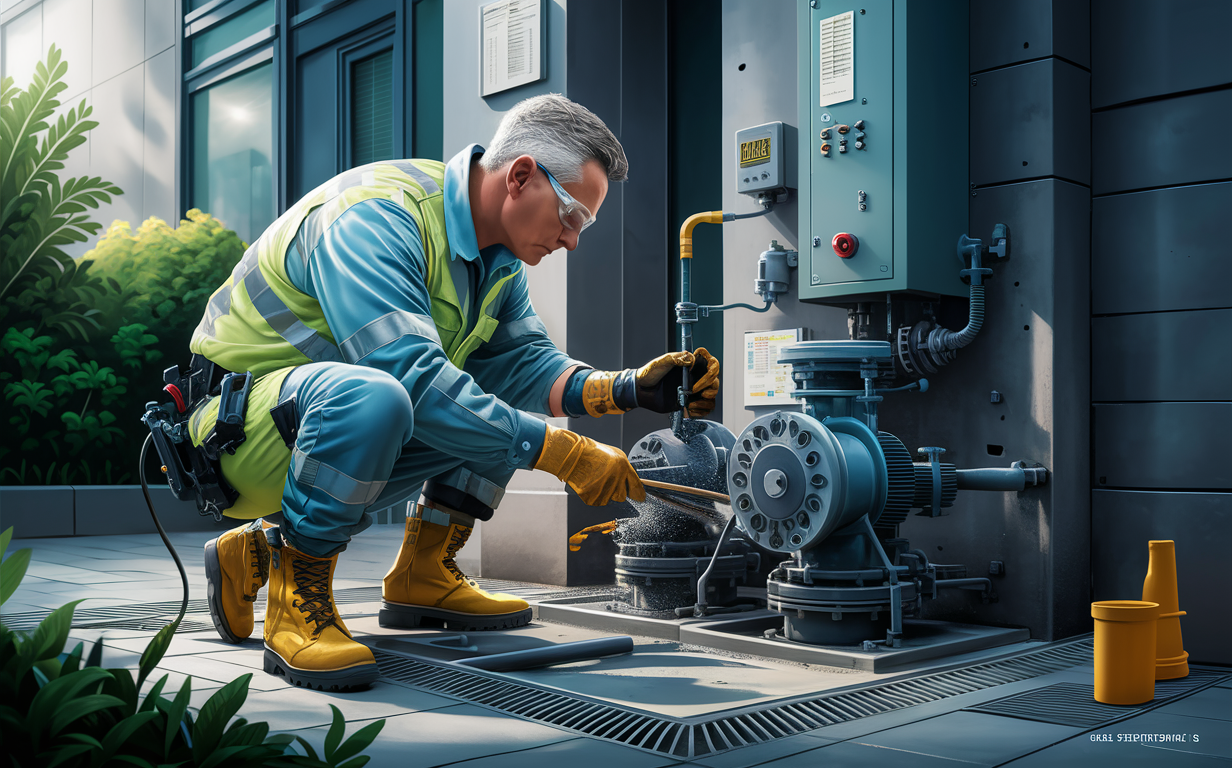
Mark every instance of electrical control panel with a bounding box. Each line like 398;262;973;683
798;0;970;303
736;121;785;196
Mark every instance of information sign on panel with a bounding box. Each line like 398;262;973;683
480;0;545;97
744;329;803;407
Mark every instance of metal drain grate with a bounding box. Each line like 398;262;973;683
71;618;216;634
374;637;1098;760
966;669;1231;728
1;581;598;632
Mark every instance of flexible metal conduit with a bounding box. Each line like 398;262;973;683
930;282;985;353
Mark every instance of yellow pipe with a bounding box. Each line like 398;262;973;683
679;210;725;260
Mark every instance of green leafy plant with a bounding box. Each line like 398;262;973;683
0;45;245;486
0;527;387;766
1;44;122;337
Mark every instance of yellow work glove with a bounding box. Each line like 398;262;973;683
581;348;721;419
533;424;646;506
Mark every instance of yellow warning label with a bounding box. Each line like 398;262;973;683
739;137;772;167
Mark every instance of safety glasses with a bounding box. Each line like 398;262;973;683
537;162;596;233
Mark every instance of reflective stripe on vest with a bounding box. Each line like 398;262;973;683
189;158;517;377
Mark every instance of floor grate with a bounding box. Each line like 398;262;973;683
374;637;1100;760
965;669;1231;728
1;580;595;632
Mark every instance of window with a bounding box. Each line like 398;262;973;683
351;49;394;166
191;0;275;69
191;64;274;244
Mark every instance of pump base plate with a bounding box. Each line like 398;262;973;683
537;595;1028;672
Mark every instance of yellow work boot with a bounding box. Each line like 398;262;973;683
380;504;532;630
262;531;378;691
204;519;271;643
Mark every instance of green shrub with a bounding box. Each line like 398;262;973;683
0;44;245;486
82;211;246;358
0;527;386;767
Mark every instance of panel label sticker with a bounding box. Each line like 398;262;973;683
819;10;855;106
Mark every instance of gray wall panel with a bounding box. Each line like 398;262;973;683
92;0;144;86
1092;0;1232;109
1092;310;1232;403
970;0;1090;73
88;65;145;237
1093;403;1232;489
1092;183;1231;315
721;0;848;443
1091;489;1231;665
42;0;93;101
564;0;672;586
886;179;1091;641
970;59;1090;187
438;0;571;583
1092;90;1232;196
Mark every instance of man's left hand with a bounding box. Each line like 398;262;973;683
632;347;720;418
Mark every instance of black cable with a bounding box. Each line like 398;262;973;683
140;433;189;629
730;207;773;220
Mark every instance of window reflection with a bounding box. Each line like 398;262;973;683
191;0;275;69
191;64;274;245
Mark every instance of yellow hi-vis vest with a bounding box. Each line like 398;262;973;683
190;159;520;376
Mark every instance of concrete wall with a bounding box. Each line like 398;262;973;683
440;0;572;582
1086;0;1232;665
719;0;848;447
0;0;180;257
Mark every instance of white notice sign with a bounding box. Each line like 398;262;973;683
744;329;802;407
819;11;855;107
481;0;544;97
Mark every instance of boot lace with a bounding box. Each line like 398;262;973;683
290;556;339;635
441;526;472;583
246;531;270;601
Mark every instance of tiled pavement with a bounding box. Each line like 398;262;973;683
3;525;1229;767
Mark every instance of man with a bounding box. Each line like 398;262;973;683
188;94;721;691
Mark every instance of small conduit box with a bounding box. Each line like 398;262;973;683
736;121;785;196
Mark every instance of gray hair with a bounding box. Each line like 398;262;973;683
480;94;628;184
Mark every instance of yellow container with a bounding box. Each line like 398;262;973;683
1092;600;1159;705
1142;540;1189;680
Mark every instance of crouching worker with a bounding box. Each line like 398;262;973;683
185;94;721;691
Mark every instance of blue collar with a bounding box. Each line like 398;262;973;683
443;143;519;275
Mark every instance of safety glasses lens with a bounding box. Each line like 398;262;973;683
562;205;593;232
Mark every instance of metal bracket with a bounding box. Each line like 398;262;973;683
917;446;947;517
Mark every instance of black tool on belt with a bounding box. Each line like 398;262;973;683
141;354;250;521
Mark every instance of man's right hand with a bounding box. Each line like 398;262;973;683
533;424;645;506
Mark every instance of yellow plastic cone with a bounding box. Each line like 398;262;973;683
1092;600;1159;705
1142;540;1189;680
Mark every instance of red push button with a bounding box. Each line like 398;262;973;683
832;233;859;258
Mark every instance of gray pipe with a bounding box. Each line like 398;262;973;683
452;636;635;672
956;464;1049;491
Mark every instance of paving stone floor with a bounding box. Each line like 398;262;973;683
3;525;1229;767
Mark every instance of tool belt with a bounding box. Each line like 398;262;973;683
141;354;252;521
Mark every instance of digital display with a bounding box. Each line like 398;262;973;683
740;137;772;167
